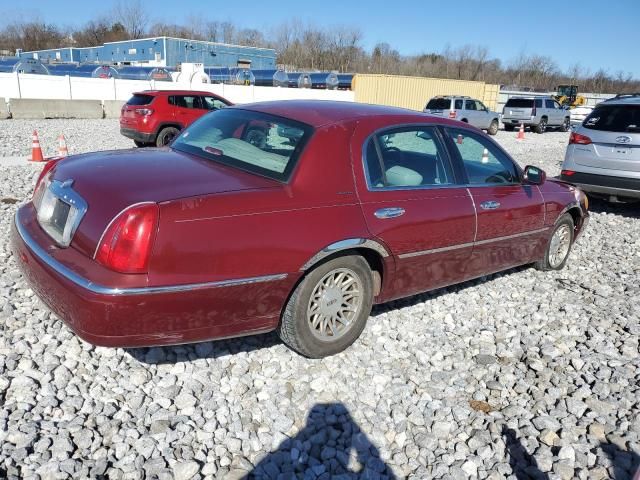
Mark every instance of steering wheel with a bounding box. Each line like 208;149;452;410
485;172;510;184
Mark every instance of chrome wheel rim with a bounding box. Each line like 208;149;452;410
307;268;363;341
549;224;571;267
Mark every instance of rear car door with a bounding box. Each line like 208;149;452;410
352;123;476;299
442;127;546;276
171;94;204;127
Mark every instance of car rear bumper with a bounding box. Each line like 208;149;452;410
560;172;640;199
120;127;156;144
502;118;536;126
11;206;293;348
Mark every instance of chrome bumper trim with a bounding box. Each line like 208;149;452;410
14;210;287;296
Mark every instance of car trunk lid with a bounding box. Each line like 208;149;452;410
46;148;279;257
573;129;640;172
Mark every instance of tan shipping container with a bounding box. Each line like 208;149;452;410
354;74;500;111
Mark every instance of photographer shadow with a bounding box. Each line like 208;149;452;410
247;402;396;479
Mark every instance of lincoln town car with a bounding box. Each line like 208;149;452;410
12;101;589;358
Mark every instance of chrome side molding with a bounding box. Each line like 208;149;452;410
300;238;390;271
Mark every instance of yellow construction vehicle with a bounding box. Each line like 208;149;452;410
554;85;586;108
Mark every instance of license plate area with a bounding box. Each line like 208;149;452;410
613;146;631;155
35;178;87;248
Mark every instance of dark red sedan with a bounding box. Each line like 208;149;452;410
12;101;589;358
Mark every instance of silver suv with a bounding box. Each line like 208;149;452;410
424;96;500;135
502;96;571;133
560;95;640;202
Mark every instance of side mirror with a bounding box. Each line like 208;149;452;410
523;165;546;185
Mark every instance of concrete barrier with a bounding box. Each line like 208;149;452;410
9;99;104;119
0;102;10;119
103;100;126;119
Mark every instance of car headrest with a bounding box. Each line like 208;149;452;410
385;165;423;187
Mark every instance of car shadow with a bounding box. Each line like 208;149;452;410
502;425;640;480
128;265;532;364
370;264;530;317
587;196;640;219
125;331;282;365
247;402;396;479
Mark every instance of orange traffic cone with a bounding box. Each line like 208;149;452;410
481;148;489;164
57;134;69;157
516;122;525;141
30;130;44;162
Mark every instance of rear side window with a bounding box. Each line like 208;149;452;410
505;98;533;108
364;127;455;189
126;94;154;106
454;99;463;109
426;98;451;110
583;105;640;132
465;100;476;110
169;95;201;109
545;99;556;108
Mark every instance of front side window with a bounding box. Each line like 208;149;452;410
170;95;200;109
445;128;519;185
202;96;229;111
475;101;487;111
364;127;455;189
172;109;313;181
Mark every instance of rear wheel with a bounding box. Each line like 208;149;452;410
560;117;571;132
487;119;499;135
504;124;515;132
277;255;373;358
156;127;180;147
534;118;547;134
535;214;574;271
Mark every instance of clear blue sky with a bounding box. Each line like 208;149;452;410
6;0;640;77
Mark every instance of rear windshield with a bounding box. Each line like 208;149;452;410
505;98;534;108
426;98;452;110
583;105;640;132
126;94;154;106
172;109;313;182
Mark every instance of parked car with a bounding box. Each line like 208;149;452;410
119;90;232;147
424;96;500;135
12;101;589;358
560;95;640;202
502;96;571;133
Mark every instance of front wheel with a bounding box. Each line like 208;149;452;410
535;214;574;271
487;119;499;135
277;255;373;358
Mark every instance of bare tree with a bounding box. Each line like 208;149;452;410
112;0;149;39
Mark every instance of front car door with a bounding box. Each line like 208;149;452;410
351;122;476;300
475;100;492;129
545;99;561;125
442;127;546;277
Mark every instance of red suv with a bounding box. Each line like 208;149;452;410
120;90;232;147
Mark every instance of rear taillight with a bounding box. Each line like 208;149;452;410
32;158;61;203
561;170;576;176
95;203;159;274
449;110;457;119
135;108;154;116
569;132;592;145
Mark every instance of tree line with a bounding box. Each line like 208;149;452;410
1;2;638;94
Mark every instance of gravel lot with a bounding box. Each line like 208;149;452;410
0;119;638;480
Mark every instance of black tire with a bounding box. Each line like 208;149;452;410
534;118;548;134
535;213;574;271
487;119;499;135
504;124;515;132
245;128;267;149
277;255;373;358
134;140;151;148
156;127;180;147
560;117;571;132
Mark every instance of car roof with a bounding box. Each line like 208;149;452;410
233;100;453;128
133;90;219;96
599;96;640;106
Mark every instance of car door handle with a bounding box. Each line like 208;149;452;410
480;200;500;210
375;207;405;219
